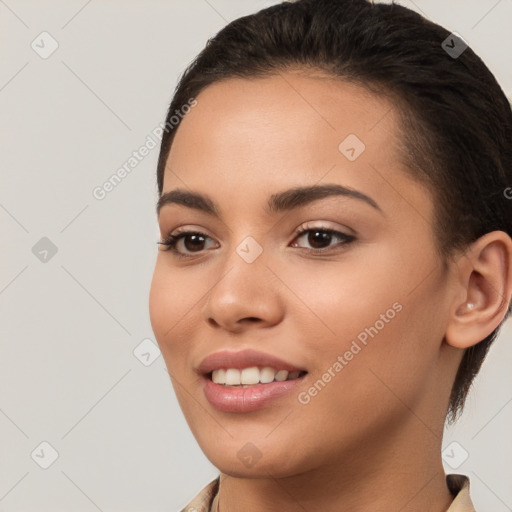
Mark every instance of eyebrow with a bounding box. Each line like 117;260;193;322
156;183;382;218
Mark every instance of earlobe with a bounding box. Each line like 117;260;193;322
445;231;512;350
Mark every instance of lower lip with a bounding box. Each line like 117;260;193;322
203;375;306;413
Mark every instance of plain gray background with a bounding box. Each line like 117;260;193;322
1;1;511;510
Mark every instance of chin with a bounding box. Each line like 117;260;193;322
199;437;309;479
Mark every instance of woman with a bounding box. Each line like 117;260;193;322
149;0;512;510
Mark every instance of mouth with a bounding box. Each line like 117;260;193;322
198;349;308;413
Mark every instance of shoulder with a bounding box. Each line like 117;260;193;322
179;476;220;512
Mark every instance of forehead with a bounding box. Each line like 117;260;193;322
162;71;430;224
168;71;397;171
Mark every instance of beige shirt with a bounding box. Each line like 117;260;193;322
180;474;475;512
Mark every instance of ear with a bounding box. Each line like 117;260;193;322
445;231;512;349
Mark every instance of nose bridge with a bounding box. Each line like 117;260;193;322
211;233;268;302
202;231;283;328
218;220;268;274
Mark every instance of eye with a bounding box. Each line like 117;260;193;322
157;230;218;258
290;225;355;252
157;224;356;259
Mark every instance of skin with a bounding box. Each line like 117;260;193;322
149;71;512;511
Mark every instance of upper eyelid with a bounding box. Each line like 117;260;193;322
295;220;356;236
165;223;352;240
164;218;354;234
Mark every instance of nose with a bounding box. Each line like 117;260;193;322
202;250;285;333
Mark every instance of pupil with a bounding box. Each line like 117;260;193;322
309;231;330;249
185;234;205;251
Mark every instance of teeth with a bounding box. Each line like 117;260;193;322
211;367;304;386
212;368;226;384
225;368;241;385
241;367;260;385
274;370;289;381
260;367;276;383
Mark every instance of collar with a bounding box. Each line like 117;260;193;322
181;473;476;511
446;474;476;511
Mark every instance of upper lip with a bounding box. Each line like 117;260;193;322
197;349;307;375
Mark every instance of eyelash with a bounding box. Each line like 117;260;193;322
157;225;356;259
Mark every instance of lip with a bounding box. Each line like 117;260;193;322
203;376;306;413
197;348;306;375
198;349;308;413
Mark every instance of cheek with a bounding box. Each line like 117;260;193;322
149;264;204;417
148;262;198;367
282;247;439;396
280;252;401;345
148;264;172;344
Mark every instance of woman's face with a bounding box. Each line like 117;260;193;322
149;72;460;477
